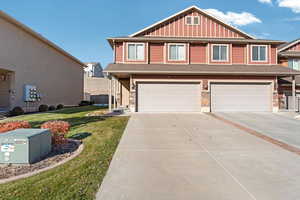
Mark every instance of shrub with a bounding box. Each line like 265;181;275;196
9;106;24;116
79;100;91;106
0;121;31;133
56;104;64;110
38;104;49;112
48;105;56;111
41;120;70;145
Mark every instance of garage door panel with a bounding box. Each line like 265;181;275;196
137;83;201;112
211;83;272;112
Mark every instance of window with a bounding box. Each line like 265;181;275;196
288;59;300;70
186;16;192;25
212;45;228;61
186;16;200;25
252;45;267;62
193;16;200;25
127;43;145;60
168;44;186;61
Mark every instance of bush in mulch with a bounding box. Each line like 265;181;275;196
38;104;49;112
41;121;70;145
56;104;64;110
78;100;94;106
48;105;56;111
0;121;31;133
9;106;24;116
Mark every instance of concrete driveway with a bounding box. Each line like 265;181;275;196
216;112;300;149
97;113;300;200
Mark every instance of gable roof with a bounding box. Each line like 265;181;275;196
278;38;300;52
0;10;86;67
130;5;255;39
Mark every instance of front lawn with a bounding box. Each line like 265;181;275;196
0;106;129;200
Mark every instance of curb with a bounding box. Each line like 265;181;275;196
0;140;84;184
208;113;300;156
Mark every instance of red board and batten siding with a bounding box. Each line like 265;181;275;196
232;44;246;64
190;44;207;64
270;46;277;64
114;42;276;65
149;43;164;63
137;10;245;38
114;42;123;63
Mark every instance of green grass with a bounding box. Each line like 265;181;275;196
0;106;129;200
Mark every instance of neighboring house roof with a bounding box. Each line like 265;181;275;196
0;10;86;67
105;63;300;76
84;62;101;65
278;38;300;52
279;51;300;58
279;76;300;85
107;36;284;47
129;5;255;39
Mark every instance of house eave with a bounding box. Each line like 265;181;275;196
104;70;300;76
107;37;285;48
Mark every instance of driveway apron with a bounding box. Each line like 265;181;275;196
96;113;300;200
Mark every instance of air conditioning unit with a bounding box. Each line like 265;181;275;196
0;129;51;164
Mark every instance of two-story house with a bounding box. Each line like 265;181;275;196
105;6;300;113
277;38;300;110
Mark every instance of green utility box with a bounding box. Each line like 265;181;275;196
0;129;51;164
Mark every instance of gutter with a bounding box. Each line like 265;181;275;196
103;70;300;76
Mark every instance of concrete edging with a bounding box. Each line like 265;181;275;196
0;140;84;184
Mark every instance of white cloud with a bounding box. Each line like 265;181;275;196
278;0;300;13
204;9;262;26
258;0;272;4
284;16;300;21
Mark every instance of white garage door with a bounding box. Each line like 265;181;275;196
137;82;201;112
211;83;272;112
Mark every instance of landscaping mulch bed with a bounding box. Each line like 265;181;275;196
86;110;109;117
0;140;80;179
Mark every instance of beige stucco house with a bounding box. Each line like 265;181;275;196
0;11;85;112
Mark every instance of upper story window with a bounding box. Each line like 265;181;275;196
127;43;145;60
168;44;186;61
212;44;228;61
251;45;267;62
288;59;300;70
186;16;200;25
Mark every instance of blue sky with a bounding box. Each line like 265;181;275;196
1;0;300;67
